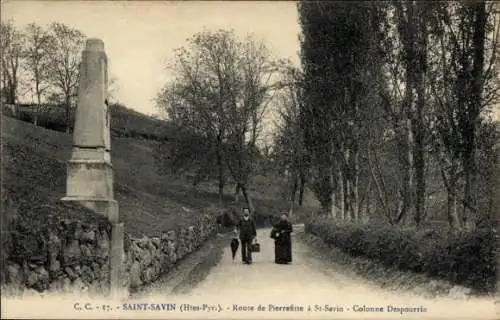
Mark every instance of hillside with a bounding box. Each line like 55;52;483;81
2;105;318;237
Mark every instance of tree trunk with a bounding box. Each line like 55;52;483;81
394;0;416;226
2;57;17;105
218;179;225;212
34;69;42;126
462;0;486;231
35;88;42;127
1;71;7;101
441;161;462;229
368;146;392;224
398;116;415;225
65;95;71;133
463;155;476;230
329;168;336;219
351;95;360;222
346;174;352;222
298;171;305;206
239;184;255;215
9;59;18;105
414;75;426;227
289;175;298;218
7;84;16;105
414;120;425;227
289;198;295;219
218;156;225;214
413;3;428;228
352;147;359;221
364;190;370;222
344;148;353;221
337;166;345;220
447;188;460;229
234;182;240;203
359;176;372;222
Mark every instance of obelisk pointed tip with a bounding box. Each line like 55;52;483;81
86;38;105;52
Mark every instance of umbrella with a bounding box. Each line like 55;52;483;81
230;238;239;260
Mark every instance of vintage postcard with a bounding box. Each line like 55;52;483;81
1;0;499;319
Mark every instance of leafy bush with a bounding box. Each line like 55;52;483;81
305;216;498;294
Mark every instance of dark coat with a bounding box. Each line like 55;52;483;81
230;238;239;260
238;218;257;240
273;220;293;263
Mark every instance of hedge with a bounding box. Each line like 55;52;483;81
3;104;169;140
305;216;498;294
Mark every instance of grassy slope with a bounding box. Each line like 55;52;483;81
3;105;318;237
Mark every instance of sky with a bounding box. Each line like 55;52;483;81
3;0;301;116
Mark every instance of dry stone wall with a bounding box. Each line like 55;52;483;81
122;214;217;291
2;212;217;297
3;216;112;297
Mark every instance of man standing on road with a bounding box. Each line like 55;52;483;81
238;208;257;264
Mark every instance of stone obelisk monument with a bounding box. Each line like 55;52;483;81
62;38;117;221
62;38;124;299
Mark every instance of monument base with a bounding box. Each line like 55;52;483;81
66;160;114;199
61;196;119;223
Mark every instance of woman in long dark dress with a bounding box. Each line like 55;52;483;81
272;214;293;264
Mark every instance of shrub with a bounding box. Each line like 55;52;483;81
305;217;497;294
